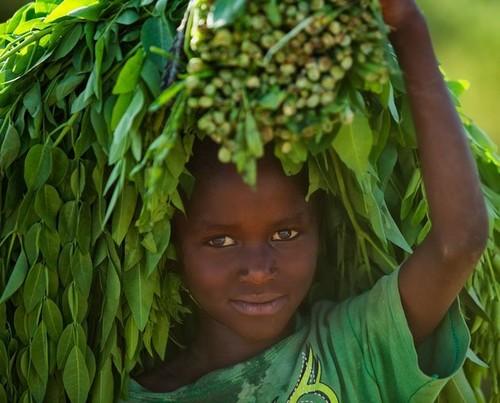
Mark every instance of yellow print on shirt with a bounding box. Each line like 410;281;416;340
285;344;339;403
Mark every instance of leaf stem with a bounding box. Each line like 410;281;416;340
0;27;53;64
52;112;81;147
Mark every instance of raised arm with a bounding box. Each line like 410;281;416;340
379;1;489;344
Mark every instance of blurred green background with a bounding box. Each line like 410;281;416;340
1;0;499;145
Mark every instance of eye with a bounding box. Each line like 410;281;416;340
271;229;299;241
207;236;236;248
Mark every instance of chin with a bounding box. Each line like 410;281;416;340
234;316;295;343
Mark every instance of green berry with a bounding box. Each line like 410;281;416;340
187;58;206;74
281;142;292;154
306;94;320;108
218;147;232;163
199;96;214;108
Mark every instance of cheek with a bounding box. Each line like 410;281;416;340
276;236;319;278
180;248;233;295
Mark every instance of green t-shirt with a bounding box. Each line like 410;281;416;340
120;269;470;402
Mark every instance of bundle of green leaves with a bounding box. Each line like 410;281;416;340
0;0;498;402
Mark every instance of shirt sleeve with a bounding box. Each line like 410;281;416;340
345;267;470;402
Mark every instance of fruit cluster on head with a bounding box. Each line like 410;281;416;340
184;0;389;165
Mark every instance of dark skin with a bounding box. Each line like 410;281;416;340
136;0;489;393
138;155;320;392
380;0;488;344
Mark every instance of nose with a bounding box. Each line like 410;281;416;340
238;243;277;284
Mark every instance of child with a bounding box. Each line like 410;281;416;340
122;0;489;401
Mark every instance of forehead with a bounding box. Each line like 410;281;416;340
184;157;314;226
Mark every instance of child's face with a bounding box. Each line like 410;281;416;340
174;154;319;346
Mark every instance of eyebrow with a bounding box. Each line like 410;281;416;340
198;210;309;231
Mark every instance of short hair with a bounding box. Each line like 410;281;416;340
185;137;310;202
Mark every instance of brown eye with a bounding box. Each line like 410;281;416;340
208;236;236;248
271;229;299;241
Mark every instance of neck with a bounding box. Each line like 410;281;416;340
186;313;294;374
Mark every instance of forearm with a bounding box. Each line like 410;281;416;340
390;14;488;259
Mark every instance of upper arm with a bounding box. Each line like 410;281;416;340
398;231;485;344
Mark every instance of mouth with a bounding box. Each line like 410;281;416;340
230;295;287;316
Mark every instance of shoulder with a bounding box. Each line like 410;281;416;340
305;271;398;335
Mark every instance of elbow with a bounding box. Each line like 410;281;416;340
438;213;489;266
440;234;488;266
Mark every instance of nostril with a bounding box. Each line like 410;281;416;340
238;263;277;281
238;243;277;281
239;268;277;284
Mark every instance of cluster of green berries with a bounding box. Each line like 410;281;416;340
185;0;389;160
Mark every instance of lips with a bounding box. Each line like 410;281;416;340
230;294;287;316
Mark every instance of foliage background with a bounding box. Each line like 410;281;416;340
2;0;500;146
0;1;498;402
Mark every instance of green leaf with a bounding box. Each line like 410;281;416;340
63;346;90;403
332;114;373;178
263;0;281;27
39;226;61;270
67;282;80;322
442;368;477;403
113;48;145;95
149;82;185;112
124;315;139;360
54;24;83;60
207;0;247;29
78;36;105;108
77;202;92;253
0;383;6;403
363;182;386;244
400;169;422;220
24;143;53;191
111;93;133;130
123;264;154;331
30;322;49;384
23;82;42;116
0;124;21;171
58;201;79;243
55;73;86;104
24;263;47;313
71;250;93;298
25;222;42;266
27;360;47;403
70;163;86;199
373;186;412;253
0;341;8;378
100;262;120;348
145;218;171;276
111;184;138;245
48;147;69;186
116;9;140;25
306;158;327;201
258;87;286;110
467;123;498;154
466;348;489;369
35;185;62;230
124;228;143;271
45;0;102;23
245;111;263;157
90;358;113;403
141;16;174;68
141;58;161;97
57;324;81;370
43;298;64;341
109;89;144;164
0;251;29;304
85;346;96;387
152;314;170;360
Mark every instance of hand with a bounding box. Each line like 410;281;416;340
378;0;423;32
